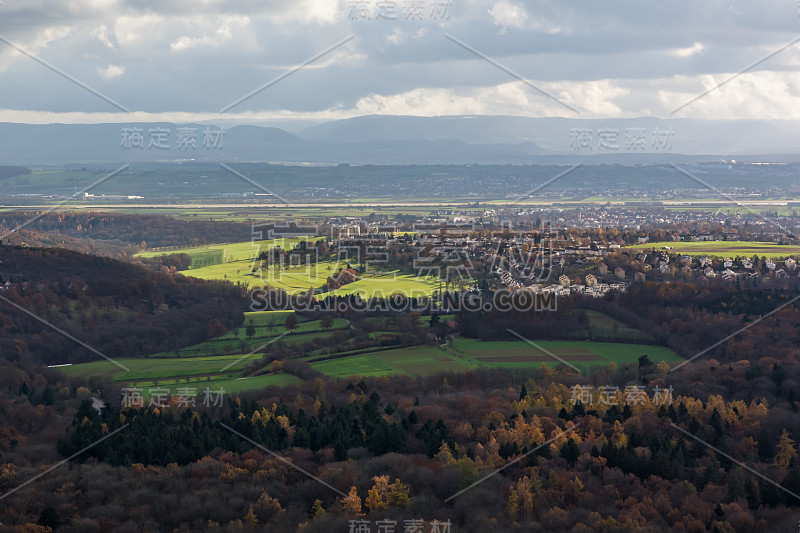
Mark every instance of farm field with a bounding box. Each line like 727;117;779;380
58;351;264;390
184;259;437;297
625;241;800;259
148;310;347;358
310;346;470;378
451;338;681;372
60;336;681;394
136;237;312;264
137;237;438;297
57;309;347;397
60;307;680;395
308;336;682;379
202;373;303;395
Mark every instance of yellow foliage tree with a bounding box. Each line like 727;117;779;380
387;479;411;508
244;506;259;527
776;429;797;470
611;420;628;448
435;441;456;465
311;499;326;517
365;487;387;512
341;486;362;515
507;476;535;521
364;476;391;512
0;463;15;484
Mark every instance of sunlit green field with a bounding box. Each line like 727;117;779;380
625;241;800;259
137;237;438;297
136;237;312;263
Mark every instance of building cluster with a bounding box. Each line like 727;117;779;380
629;252;799;283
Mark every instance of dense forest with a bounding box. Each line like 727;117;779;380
0;246;247;363
2;359;800;531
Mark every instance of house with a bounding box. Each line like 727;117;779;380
659;264;670;275
775;268;787;279
91;397;106;414
634;272;646;282
637;237;649;244
585;274;597;287
723;258;733;268
742;258;753;269
614;267;626;279
721;269;736;281
699;256;712;267
766;259;776;271
704;267;716;278
785;258;797;271
680;255;692;263
558;274;571;287
598;263;608;275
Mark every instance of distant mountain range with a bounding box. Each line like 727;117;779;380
2;115;800;165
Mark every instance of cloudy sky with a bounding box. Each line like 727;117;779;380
1;0;799;124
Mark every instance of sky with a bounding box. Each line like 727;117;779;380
0;0;799;124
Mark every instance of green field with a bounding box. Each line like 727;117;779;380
450;338;680;372
137;237;311;263
310;346;470;378
61;306;681;396
56;309;348;397
625;241;800;259
137;237;438;297
60;335;682;395
308;336;681;379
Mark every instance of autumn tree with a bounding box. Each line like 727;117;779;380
507;476;536;521
341;486;362;515
387;479;411;508
776;429;797;470
611;420;628;448
311;499;326;517
365;475;390;512
208;319;228;338
284;313;299;333
243;506;258;527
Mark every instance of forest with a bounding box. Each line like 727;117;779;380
0;246;246;363
2;355;800;531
